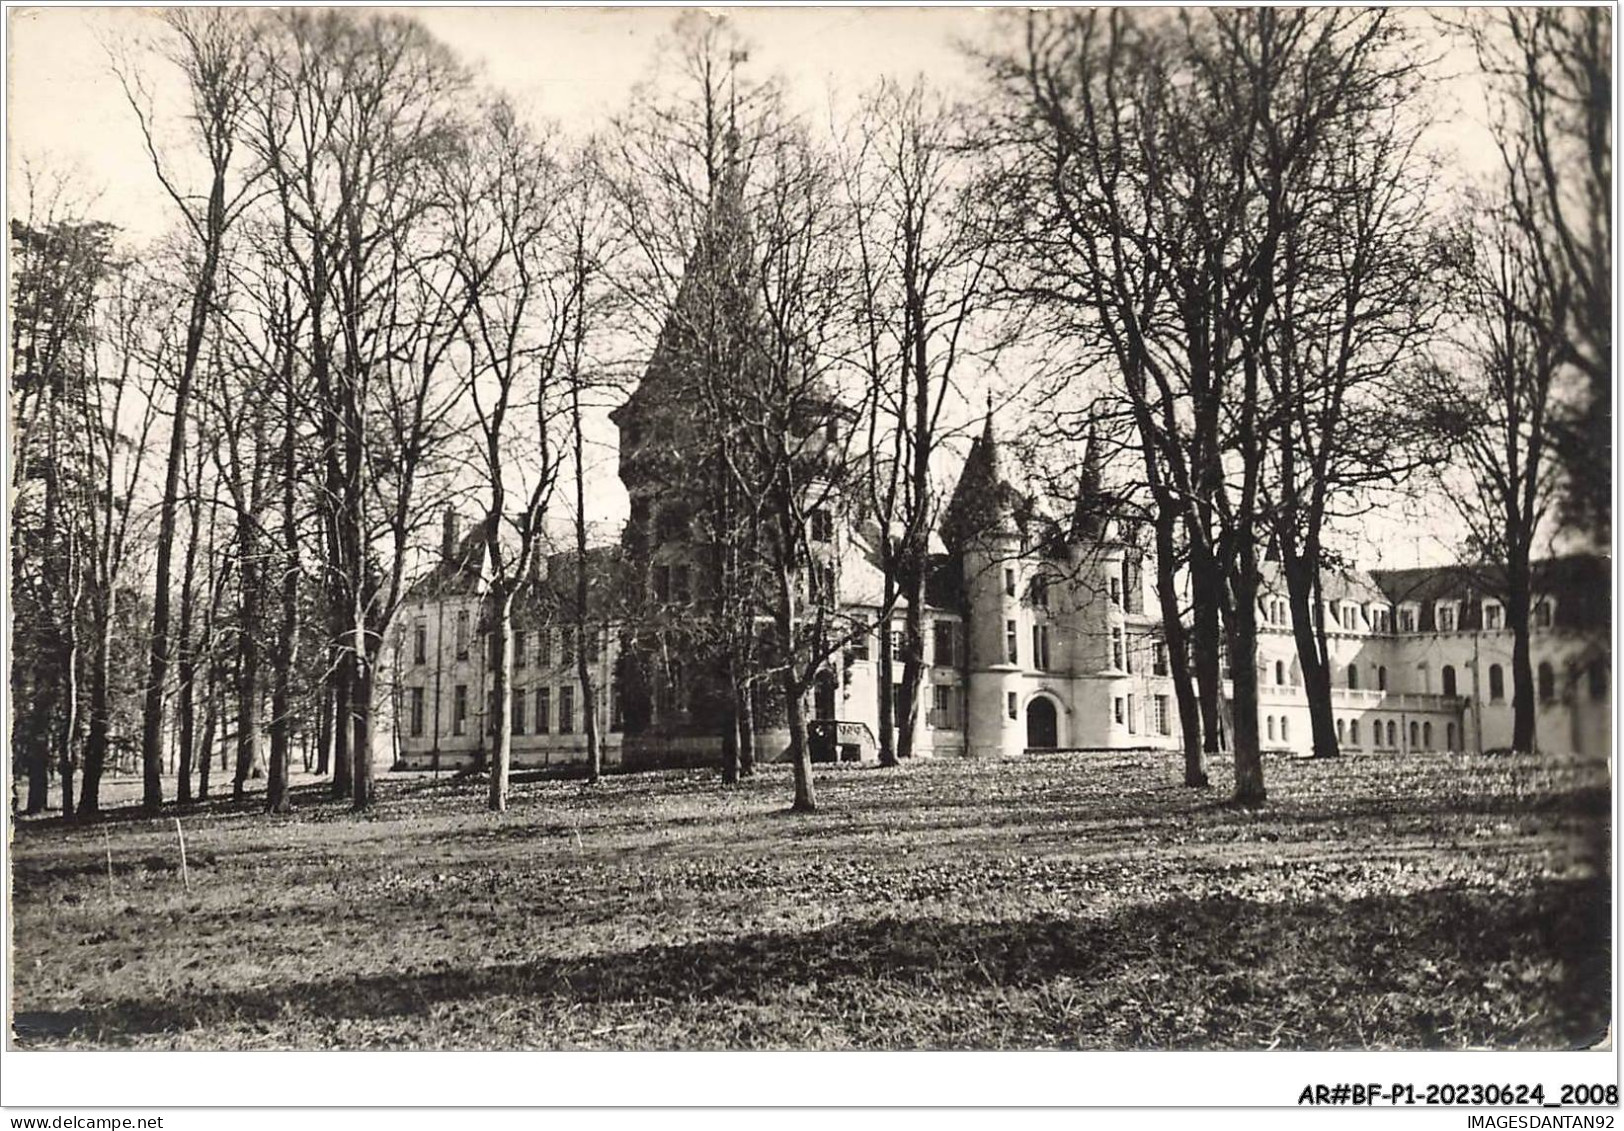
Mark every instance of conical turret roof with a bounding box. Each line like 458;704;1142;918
613;129;761;428
1069;424;1111;541
941;402;1024;550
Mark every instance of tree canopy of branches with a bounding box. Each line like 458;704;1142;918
982;8;1435;803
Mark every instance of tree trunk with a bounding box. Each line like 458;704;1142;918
1282;551;1339;759
139;188;228;814
737;684;756;777
785;671;815;813
24;707;50;814
57;613;81;819
876;607;896;767
331;643;353;800
1225;578;1266;807
488;598;514;812
1507;563;1537;752
198;656;217;801
897;566;925;760
775;524;816;812
82;610;116;816
174;498;201;807
267;339;299;815
721;693;740;785
1191;541;1224;762
234;567;260;805
571;373;602;786
1154;512;1206;787
316;680;333;776
350;649;375;811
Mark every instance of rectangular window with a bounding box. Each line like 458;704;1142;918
514;630;527;668
1007;691;1017;720
1032;624;1051;671
560;686;575;734
933;621;956;667
455;610;469;659
413;622;427;666
891;622;904;662
1152;641;1169;676
1437;605;1455;633
561;627;576;667
850;616;870;661
1114;697;1125;726
1485;604;1503;630
409;687;425;737
512;693;526;736
453;684;468;735
609;680;622;732
1109;575;1122;607
1399;607;1416;633
1111;627;1124;670
538;628;552;666
1005;568;1017;597
1006;620;1018;665
535;687;551;733
1127;693;1137;734
1154;695;1170;736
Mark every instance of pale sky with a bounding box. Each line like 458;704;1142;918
6;5;1504;570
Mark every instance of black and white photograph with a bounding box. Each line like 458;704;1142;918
3;0;1615;1115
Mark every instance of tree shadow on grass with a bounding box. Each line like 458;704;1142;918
14;876;1609;1051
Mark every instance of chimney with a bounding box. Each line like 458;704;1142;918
442;507;459;564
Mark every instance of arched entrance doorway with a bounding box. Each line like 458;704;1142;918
1026;697;1058;750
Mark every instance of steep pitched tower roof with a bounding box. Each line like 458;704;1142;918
941;403;1024;550
1069;425;1111;541
611;126;759;437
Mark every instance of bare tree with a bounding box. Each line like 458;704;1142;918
605;14;787;782
984;9;1422;804
1460;9;1611;542
1255;35;1442;760
732;123;867;813
118;7;260;812
841;77;998;767
1421;206;1564;753
440;100;572;812
8;181;117;813
73;256;164;815
558;145;624;786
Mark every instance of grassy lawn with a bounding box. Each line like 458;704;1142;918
7;748;1611;1050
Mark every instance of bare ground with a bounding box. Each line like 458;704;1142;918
7;747;1611;1049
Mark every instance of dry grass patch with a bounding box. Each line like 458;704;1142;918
9;748;1609;1049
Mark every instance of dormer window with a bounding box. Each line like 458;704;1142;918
809;508;834;544
1436;602;1457;633
1534;599;1554;629
1398;604;1418;633
1484;602;1503;630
